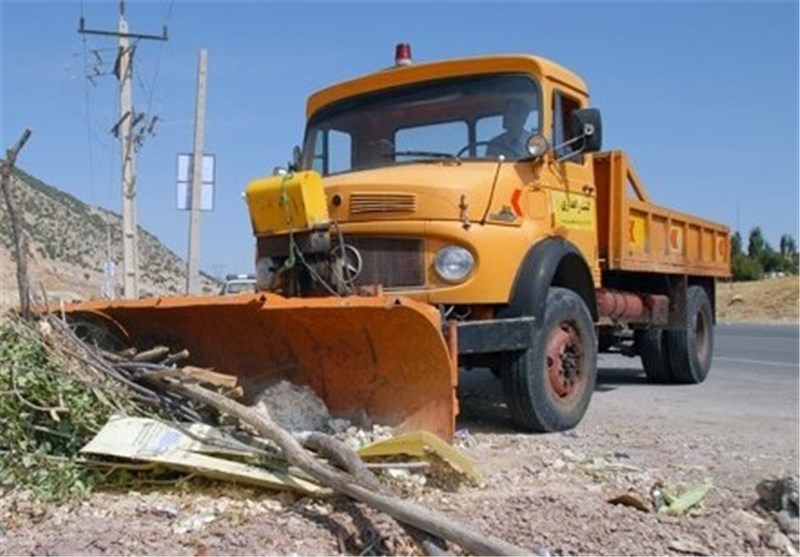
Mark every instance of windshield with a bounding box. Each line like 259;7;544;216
223;281;256;295
303;73;541;176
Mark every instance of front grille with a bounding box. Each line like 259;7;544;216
343;237;424;289
349;193;417;215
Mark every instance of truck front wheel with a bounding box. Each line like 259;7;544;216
665;285;714;384
501;287;597;432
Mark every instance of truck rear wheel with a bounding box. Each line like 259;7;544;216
634;328;674;383
501;287;597;432
665;285;714;384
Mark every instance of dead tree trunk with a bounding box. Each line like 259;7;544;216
1;129;33;320
166;380;538;556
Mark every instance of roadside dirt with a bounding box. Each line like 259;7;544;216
0;279;796;555
717;276;799;322
2;368;798;557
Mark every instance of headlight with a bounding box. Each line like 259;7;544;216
434;246;474;283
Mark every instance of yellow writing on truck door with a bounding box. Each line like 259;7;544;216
551;191;595;231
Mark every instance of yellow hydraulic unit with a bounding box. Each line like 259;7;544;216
245;171;330;236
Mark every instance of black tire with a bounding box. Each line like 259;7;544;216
598;327;615;353
665;285;714;384
500;287;597;432
634;328;674;383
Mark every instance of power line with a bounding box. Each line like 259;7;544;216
145;0;174;119
80;19;97;206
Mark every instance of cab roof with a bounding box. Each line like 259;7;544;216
306;54;588;118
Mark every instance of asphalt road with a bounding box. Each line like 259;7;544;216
590;322;799;442
458;322;799;460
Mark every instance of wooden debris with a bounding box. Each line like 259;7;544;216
164;380;536;556
132;346;170;363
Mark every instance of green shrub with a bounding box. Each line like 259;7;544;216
732;254;763;281
0;318;132;501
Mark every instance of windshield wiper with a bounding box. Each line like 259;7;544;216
384;150;461;164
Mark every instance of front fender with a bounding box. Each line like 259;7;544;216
497;237;597;324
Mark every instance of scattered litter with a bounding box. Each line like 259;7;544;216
728;508;767;528
173;511;217;535
729;294;744;305
756;476;800;539
608;492;651;513
339;424;395;451
581;457;640;475
756;476;799;514
661;480;713;516
667;537;710;556
453;429;477;449
358;430;484;486
81;416;325;495
148;502;180;519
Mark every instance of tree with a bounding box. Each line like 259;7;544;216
731;231;743;257
779;234;797;259
760;245;784;274
748;227;766;260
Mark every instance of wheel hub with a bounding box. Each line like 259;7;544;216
546;322;583;399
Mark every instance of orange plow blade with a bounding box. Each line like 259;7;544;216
63;294;458;439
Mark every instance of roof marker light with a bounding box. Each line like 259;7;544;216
395;43;412;67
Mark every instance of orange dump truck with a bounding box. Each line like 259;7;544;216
67;46;730;439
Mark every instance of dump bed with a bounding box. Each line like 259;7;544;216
594;151;731;278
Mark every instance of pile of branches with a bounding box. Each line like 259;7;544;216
1;312;538;556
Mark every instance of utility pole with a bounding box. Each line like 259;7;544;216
186;49;208;295
78;0;167;299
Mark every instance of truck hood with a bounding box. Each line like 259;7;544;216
322;162;502;224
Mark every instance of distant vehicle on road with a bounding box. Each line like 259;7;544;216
219;274;256;295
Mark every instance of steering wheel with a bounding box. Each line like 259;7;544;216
456;141;493;158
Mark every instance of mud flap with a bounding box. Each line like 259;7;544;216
63;294;458;439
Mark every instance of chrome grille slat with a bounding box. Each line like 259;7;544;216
343;237;424;288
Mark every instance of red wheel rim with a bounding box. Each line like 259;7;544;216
546;322;583;401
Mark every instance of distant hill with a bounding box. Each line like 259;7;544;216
0;166;218;306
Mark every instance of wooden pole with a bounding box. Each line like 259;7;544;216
186;48;208;295
1;129;33;320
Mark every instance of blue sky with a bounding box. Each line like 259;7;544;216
2;1;798;278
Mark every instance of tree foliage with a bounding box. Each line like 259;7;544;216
732;228;798;280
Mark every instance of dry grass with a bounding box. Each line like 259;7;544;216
716;275;799;322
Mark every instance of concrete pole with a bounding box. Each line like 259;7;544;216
119;14;139;298
186;48;208;295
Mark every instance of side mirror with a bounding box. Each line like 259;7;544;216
571;108;602;153
290;145;303;171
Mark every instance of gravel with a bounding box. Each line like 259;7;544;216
1;372;797;556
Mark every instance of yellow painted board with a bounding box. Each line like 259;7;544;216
358;430;483;484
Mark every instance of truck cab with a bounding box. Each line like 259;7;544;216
295;51;601;308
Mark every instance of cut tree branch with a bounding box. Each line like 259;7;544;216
164;380;539;556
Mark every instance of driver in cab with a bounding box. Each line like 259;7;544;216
486;99;534;159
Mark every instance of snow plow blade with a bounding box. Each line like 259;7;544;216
63;293;458;439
